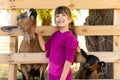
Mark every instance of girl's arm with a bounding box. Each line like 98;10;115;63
60;61;71;80
37;32;45;51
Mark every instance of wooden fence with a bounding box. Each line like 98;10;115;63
0;0;120;80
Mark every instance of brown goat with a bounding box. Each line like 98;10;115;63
74;49;105;79
17;8;47;80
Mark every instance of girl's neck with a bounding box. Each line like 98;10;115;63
59;27;69;33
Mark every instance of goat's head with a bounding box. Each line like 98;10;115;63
17;8;37;34
1;8;37;34
80;49;105;77
17;8;37;43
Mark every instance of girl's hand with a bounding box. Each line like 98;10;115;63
60;77;66;80
36;31;42;36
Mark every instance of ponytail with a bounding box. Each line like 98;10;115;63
69;20;77;37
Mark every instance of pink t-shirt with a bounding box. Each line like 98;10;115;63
45;30;78;76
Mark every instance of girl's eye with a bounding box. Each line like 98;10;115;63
55;15;59;17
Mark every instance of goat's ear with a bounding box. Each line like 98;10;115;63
80;49;88;59
1;26;19;32
98;61;106;67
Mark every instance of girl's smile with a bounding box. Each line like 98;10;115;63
55;13;70;27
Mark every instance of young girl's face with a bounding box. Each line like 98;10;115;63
55;13;71;28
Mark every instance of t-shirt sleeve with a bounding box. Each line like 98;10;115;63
65;36;78;64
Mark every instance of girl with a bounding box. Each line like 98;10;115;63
38;6;78;80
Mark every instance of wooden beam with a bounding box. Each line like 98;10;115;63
0;54;10;64
113;9;120;79
13;0;68;9
8;10;18;80
10;53;49;64
74;26;120;36
87;52;120;63
11;0;120;9
36;26;58;36
1;26;120;36
0;0;120;9
8;52;120;63
0;52;118;64
0;0;11;9
70;0;119;9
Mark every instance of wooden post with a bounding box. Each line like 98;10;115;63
8;9;18;80
113;9;120;79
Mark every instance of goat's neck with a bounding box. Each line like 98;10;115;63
24;32;35;44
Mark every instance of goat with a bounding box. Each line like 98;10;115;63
74;49;105;79
17;8;47;80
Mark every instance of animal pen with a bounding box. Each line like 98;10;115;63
0;0;120;80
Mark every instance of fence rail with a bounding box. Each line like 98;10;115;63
0;52;120;64
1;26;120;36
1;0;120;9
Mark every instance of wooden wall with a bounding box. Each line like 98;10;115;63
0;0;120;80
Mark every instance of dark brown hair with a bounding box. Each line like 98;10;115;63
54;6;76;36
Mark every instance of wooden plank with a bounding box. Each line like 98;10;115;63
10;36;18;53
8;64;17;80
12;0;120;9
36;26;58;36
88;52;120;63
0;52;119;64
113;9;120;79
8;10;18;80
0;26;57;36
8;36;18;80
0;0;120;10
4;30;24;36
14;0;69;9
74;26;120;36
70;0;119;9
0;0;11;9
1;26;120;36
0;54;10;64
10;53;48;64
114;10;120;51
7;52;120;64
0;0;120;9
9;37;18;80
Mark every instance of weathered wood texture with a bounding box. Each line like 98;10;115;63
1;0;120;9
8;10;18;80
0;52;120;64
113;9;120;79
1;26;120;36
